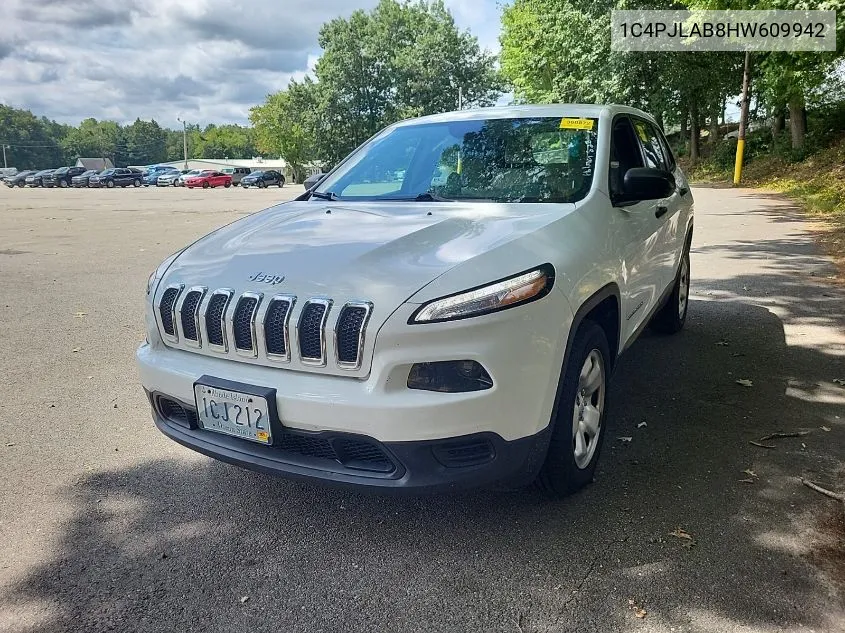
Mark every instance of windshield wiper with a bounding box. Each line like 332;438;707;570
413;192;453;202
310;190;338;201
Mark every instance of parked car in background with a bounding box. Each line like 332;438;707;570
176;169;203;187
25;169;56;187
143;165;179;186
220;167;252;186
0;167;18;179
240;169;284;188
185;170;232;189
71;170;101;187
89;168;144;188
4;170;35;187
45;166;87;188
303;172;325;190
156;170;189;186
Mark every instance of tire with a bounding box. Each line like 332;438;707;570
651;249;690;334
202;182;210;189
277;178;284;188
224;182;231;188
59;180;68;188
134;179;141;187
258;180;266;189
17;181;25;188
106;180;114;188
536;321;611;498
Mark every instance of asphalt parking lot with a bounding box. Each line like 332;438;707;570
1;185;843;632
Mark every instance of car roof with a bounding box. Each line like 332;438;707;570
392;103;656;128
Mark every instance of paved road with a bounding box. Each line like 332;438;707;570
1;186;843;633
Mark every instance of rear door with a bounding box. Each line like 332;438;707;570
629;117;685;289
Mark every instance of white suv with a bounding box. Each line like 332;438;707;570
137;104;693;496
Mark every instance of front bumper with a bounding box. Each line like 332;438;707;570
148;391;550;491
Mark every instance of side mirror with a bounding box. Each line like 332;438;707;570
621;167;675;202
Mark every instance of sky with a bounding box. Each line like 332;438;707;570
0;0;504;128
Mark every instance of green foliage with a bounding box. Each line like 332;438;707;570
252;0;503;170
0;104;67;168
250;78;319;182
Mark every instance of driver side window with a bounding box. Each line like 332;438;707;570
608;117;644;199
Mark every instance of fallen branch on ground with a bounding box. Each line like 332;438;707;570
800;478;845;518
750;431;809;449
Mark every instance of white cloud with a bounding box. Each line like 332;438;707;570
0;0;501;128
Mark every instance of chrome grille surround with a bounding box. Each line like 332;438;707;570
334;301;373;370
157;287;373;373
158;283;184;343
297;298;333;367
257;294;297;363
231;292;262;358
177;286;207;348
201;289;234;352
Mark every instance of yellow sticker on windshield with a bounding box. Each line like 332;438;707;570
560;117;594;130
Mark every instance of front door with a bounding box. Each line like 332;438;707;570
608;116;667;344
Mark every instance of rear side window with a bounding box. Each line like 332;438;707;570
632;119;668;171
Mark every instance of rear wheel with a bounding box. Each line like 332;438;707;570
258;180;267;188
17;181;25;188
224;182;231;188
106;180;115;188
536;321;610;498
202;181;210;189
651;249;690;334
133;179;141;187
277;178;285;188
59;180;68;188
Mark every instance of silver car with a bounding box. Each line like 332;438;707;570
157;171;185;186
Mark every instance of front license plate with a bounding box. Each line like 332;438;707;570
194;384;272;444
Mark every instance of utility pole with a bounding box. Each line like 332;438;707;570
733;51;752;185
177;117;188;169
458;87;463;111
2;144;7;169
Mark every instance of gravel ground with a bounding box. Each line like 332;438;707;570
0;184;843;633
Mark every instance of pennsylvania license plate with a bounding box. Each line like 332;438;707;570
194;383;272;444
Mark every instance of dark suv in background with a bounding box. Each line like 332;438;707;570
240;169;285;188
89;168;144;188
25;169;56;187
45;166;87;188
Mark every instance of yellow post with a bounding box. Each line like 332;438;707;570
733;51;752;185
733;138;745;185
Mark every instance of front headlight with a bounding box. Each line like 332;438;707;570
409;264;554;324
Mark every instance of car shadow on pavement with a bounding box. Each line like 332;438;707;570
3;294;844;633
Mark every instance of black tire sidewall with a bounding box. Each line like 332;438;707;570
537;321;611;497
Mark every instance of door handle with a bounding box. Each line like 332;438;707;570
655;206;668;219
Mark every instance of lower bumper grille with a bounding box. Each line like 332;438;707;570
154;397;396;474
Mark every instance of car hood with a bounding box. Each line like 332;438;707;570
162;200;574;313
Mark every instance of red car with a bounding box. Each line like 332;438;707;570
185;170;233;189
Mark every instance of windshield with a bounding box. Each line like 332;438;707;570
247;171;263;177
313;116;598;203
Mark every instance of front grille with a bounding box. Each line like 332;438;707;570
159;286;182;337
205;292;231;348
180;289;204;342
264;297;294;358
276;433;338;461
233;295;259;352
432;438;495;468
335;303;371;369
335;439;394;472
158;287;373;371
298;300;330;363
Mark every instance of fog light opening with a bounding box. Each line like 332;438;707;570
407;360;493;393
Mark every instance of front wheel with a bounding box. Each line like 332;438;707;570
651;250;690;334
536;321;610;498
134;179;141;187
202;182;210;189
258;180;267;189
224;182;231;188
59;180;68;188
277;179;285;188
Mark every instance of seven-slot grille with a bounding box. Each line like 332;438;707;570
157;287;371;370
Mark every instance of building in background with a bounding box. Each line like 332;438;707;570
75;157;114;171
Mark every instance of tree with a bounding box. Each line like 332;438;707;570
250;78;320;182
62;118;121;164
0;104;66;169
120;119;167;165
252;0;502;168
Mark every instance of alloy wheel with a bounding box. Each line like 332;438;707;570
572;349;606;469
